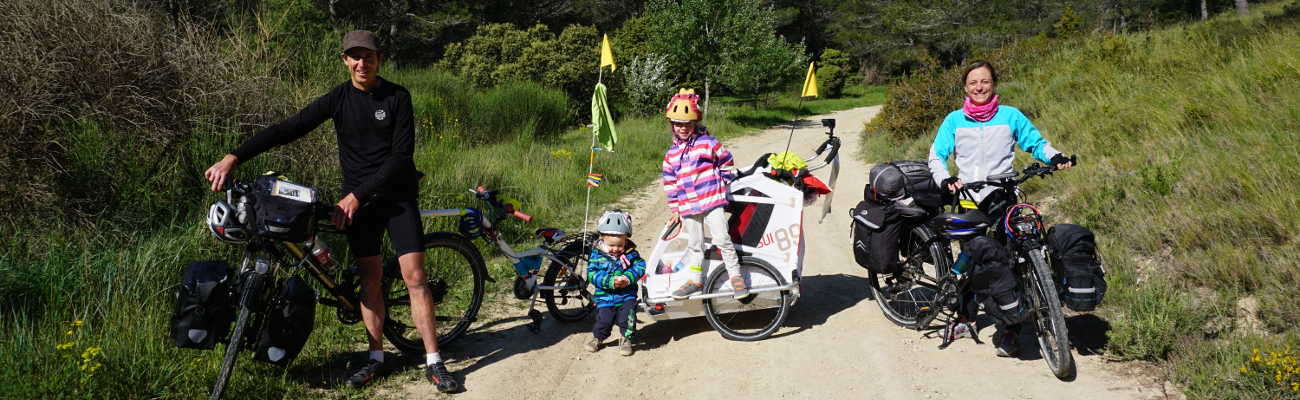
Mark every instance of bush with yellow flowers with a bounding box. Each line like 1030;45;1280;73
1239;346;1300;395
54;320;104;396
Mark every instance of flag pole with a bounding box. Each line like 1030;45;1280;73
783;62;818;156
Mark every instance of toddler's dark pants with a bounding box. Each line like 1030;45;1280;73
592;300;637;341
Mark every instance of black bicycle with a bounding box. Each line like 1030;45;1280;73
203;176;476;399
871;159;1078;379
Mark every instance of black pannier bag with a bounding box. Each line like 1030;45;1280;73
253;275;317;366
252;175;317;242
868;161;946;211
850;197;905;274
1047;224;1107;311
171;260;235;349
965;236;1027;326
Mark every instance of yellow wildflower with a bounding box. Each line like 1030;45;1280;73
72;320;83;327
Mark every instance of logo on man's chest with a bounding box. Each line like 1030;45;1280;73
374;109;387;121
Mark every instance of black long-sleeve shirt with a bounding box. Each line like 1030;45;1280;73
231;78;419;200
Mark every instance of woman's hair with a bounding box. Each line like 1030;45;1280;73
961;60;999;86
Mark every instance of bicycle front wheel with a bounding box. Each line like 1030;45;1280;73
1027;249;1075;379
384;233;486;353
541;232;597;322
702;257;790;341
869;224;950;329
211;269;265;400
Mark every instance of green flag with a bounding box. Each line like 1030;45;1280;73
591;82;618;151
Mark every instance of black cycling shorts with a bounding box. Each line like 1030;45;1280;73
346;197;424;258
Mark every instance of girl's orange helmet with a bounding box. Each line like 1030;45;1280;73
664;88;702;122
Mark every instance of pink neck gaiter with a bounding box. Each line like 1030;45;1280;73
963;94;1000;122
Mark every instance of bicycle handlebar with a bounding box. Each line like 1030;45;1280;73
472;186;532;223
955;155;1079;200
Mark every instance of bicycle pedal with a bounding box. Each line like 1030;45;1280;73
429;279;448;304
527;309;543;333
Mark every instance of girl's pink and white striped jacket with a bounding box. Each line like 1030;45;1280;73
662;128;736;217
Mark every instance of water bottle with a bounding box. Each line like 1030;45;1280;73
310;235;336;271
951;251;971;275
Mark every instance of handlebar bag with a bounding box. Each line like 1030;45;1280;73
868;161;945;211
252;275;316;366
850;199;904;274
170;260;235;349
1047;224;1107;311
252;175;317;242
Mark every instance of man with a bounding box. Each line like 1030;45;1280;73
203;30;460;393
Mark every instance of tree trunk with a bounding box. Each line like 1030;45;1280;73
1201;0;1208;20
1235;0;1249;16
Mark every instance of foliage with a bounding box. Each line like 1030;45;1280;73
641;0;806;94
440;23;599;120
619;54;675;117
817;48;852;97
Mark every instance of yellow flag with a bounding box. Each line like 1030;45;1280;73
600;34;616;71
801;62;818;98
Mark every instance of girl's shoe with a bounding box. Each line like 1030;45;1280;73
730;275;749;299
585;336;601;352
671;281;703;299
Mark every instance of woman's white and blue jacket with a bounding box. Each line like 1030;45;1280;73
927;106;1060;201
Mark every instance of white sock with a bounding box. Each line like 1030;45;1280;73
369;350;384;363
426;352;442;366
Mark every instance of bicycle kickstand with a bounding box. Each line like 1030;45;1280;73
937;319;981;350
525;293;544;333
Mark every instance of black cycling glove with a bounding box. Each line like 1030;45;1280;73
1050;153;1072;169
941;176;960;193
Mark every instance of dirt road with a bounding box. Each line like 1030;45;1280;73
384;106;1176;400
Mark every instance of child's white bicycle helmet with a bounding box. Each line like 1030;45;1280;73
597;210;633;236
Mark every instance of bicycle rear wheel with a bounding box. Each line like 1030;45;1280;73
702;257;790;341
869;224;950;329
1027;249;1075;379
210;268;265;400
384;233;486;353
541;232;597;322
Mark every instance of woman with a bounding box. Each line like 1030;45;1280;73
926;60;1074;358
927;60;1073;202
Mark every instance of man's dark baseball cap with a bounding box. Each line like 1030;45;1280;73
341;30;380;52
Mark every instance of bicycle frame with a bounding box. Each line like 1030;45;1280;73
418;207;581;292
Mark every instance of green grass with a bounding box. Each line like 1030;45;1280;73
0;58;882;398
861;2;1300;398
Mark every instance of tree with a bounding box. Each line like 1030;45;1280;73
816;48;851;97
641;0;805;97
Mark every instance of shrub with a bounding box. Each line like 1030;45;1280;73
818;48;852;98
472;81;571;141
0;0;295;231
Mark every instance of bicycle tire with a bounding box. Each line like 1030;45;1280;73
210;270;264;400
383;233;486;353
702;257;790;341
541;232;598;322
1027;249;1075;379
869;224;950;329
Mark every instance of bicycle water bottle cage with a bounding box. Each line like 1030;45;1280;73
1004;204;1043;240
458;208;485;239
